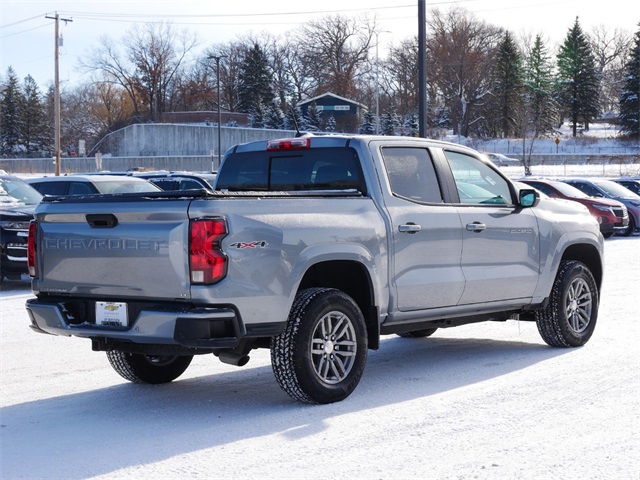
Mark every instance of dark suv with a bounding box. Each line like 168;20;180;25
134;171;217;191
0;174;43;280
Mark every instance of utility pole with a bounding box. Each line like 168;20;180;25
45;12;72;176
207;55;226;171
418;0;427;138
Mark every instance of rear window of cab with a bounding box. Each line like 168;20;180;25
215;147;365;193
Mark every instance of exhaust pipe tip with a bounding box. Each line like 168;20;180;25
218;351;250;367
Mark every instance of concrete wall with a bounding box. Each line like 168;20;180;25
93;124;297;157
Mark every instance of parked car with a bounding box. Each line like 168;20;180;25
0;174;43;280
134;171;217;191
519;178;629;238
25;174;162;196
482;152;520;166
561;178;640;236
612;178;640;196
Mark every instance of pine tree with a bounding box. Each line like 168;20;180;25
264;101;284;130
358;110;376;134
304;103;322;132
619;26;640;139
0;67;23;157
491;31;524;137
238;43;274;115
380;104;401;136
284;104;305;132
19;75;47;156
325;114;337;132
249;101;266;128
556;17;600;137
524;35;559;138
403;112;419;137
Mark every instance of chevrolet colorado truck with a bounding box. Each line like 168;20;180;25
25;135;604;404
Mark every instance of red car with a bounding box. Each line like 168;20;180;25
519;178;629;238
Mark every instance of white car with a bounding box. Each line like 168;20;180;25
25;175;161;196
483;152;520;166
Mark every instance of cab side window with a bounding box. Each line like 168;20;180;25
381;147;443;203
445;151;513;205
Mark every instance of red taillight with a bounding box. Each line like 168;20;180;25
189;218;228;285
27;220;37;278
266;137;311;151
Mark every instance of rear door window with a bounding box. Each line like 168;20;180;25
381;147;443;203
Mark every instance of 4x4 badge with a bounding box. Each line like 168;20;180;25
229;241;268;249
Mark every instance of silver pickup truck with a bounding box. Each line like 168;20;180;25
25;135;604;404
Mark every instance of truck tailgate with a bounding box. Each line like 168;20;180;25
32;196;192;300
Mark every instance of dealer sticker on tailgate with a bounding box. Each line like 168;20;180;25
96;301;128;327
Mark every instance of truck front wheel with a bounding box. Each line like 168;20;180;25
271;288;368;404
535;260;598;347
106;351;193;384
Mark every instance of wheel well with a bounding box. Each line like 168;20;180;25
298;260;379;349
561;244;603;291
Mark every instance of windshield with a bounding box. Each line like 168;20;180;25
93;180;161;194
593;179;640;198
551;181;589;198
0;176;43;205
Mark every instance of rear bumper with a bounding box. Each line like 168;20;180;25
25;298;284;349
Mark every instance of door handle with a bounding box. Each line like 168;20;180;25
399;223;421;234
466;222;486;232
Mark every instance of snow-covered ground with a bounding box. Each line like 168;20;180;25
1;237;638;480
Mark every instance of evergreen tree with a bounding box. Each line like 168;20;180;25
556;17;600;137
524;35;559;138
284;104;305;132
264;101;284;130
248;101;266;128
0;67;23;157
238;43;274;115
19;75;47;156
358;110;376;134
619;25;640;139
491;31;524;137
325;114;337;132
380;104;401;136
304;102;322;132
403;112;419;137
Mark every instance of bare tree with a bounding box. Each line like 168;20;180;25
82;22;198;122
295;14;376;98
427;7;502;137
589;25;632;115
383;37;419;116
204;41;247;113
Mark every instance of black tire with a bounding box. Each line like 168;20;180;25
621;215;636;237
106;351;193;384
602;232;614;239
397;328;438;338
270;288;368;404
535;260;598;347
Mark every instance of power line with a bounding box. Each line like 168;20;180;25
0;22;50;39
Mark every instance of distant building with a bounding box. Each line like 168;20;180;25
298;93;367;132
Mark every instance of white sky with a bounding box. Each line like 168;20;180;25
1;0;638;88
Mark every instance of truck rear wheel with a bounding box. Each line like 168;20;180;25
106;351;193;384
270;288;368;404
535;260;598;347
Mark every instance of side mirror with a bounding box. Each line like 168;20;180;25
519;188;539;208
